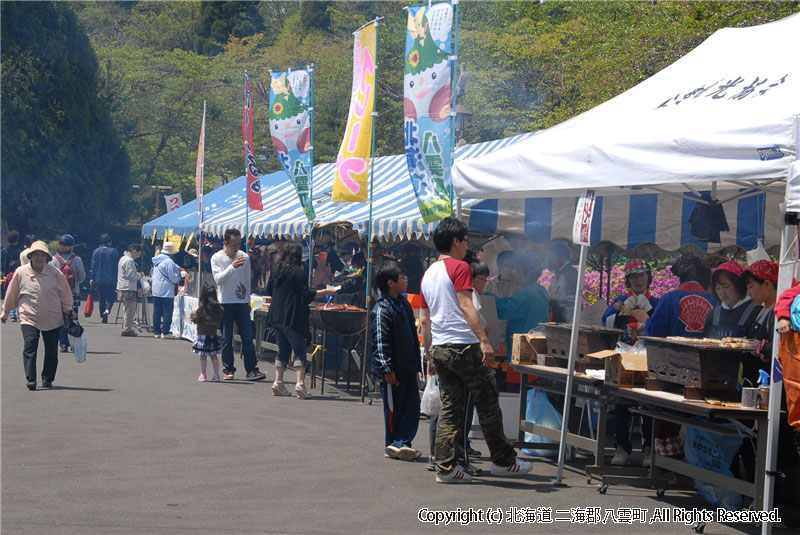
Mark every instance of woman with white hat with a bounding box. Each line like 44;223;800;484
151;241;183;339
1;241;75;390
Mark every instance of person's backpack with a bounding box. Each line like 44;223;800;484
55;254;76;289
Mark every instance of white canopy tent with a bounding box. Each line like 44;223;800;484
453;13;799;531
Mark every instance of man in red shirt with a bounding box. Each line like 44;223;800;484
421;217;532;484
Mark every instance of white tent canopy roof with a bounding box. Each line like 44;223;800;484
453;13;800;200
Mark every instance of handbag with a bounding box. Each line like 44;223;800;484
84;293;94;317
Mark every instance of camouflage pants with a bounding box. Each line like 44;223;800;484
430;343;517;472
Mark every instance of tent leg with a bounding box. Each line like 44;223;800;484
761;216;793;535
555;244;588;486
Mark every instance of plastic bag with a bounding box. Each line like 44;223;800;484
684;417;743;510
746;240;771;266
139;274;151;295
69;331;88;363
420;375;441;417
84;293;94;317
522;388;563;458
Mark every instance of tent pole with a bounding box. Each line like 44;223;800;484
196;231;203;299
361;18;381;404
555;244;587;486
762;114;799;534
761;218;790;535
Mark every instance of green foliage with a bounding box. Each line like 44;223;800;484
1;1;131;239
195;1;265;56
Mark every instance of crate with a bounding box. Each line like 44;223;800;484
544;323;622;364
642;337;744;399
588;350;648;388
511;333;547;365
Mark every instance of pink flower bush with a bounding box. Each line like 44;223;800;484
541;264;680;308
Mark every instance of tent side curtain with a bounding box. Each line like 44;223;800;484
465;190;780;252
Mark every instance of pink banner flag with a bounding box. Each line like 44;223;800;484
243;73;264;211
195;103;206;224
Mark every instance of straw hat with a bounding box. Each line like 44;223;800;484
161;241;179;255
26;241;52;261
187;248;198;258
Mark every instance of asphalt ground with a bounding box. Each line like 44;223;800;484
1;305;793;535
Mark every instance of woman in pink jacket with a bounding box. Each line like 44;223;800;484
1;241;75;390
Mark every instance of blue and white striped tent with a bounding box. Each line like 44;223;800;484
143;133;778;252
200;134;536;240
141;172;289;240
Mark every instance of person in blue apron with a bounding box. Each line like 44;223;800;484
703;261;762;340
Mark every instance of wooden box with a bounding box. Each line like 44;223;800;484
544;323;622;363
589;350;648;388
642;337;743;394
511;333;547;365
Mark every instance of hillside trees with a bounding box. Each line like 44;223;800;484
1;1;131;237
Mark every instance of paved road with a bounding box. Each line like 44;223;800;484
0;307;787;534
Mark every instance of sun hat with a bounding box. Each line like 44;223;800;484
187;248;198;258
58;234;75;246
161;241;179;255
26;241;52;261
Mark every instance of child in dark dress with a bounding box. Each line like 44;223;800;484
190;285;224;382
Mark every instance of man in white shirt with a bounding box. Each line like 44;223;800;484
421;217;532;484
211;228;265;381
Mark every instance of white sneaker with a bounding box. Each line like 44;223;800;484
611;446;630;466
397;446;419;462
641;447;652;468
490;458;533;477
385;445;401;459
436;466;472;484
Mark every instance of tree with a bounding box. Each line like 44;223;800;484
195;1;264;56
1;1;132;238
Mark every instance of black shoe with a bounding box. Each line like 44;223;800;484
60;345;70;353
462;464;482;476
27;382;36;391
42;380;53;388
101;311;108;324
121;330;138;337
467;447;482;457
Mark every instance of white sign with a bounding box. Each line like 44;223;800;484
572;189;596;246
164;193;183;212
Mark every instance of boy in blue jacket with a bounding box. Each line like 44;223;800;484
371;260;422;462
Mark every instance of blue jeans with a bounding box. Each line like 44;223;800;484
220;303;258;374
273;324;307;368
59;294;81;348
152;296;174;336
381;379;421;449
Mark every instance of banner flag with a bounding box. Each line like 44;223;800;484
403;1;454;223
243;72;264;211
164;193;183;212
195;102;206;224
333;22;378;202
269;68;315;220
573;190;597;245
